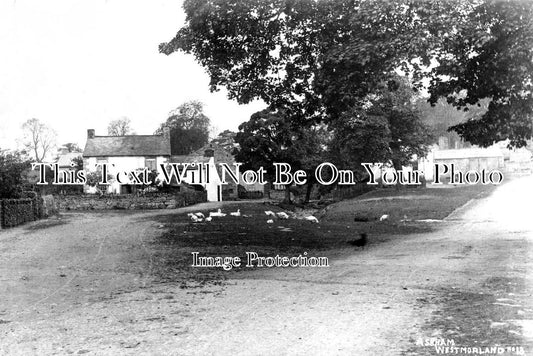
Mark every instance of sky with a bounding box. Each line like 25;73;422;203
0;0;265;153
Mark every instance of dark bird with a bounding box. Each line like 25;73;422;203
354;214;370;222
348;233;367;248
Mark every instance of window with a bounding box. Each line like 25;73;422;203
145;158;156;171
96;158;108;172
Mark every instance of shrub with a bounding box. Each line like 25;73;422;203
238;190;264;199
0;150;32;199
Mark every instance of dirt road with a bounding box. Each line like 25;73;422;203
0;178;532;355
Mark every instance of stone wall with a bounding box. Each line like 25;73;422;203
56;191;207;210
42;195;59;217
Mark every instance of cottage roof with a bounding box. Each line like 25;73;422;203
433;148;503;160
195;144;235;162
56;152;83;167
84;135;171;157
170;154;211;164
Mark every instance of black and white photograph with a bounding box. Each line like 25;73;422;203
0;0;532;355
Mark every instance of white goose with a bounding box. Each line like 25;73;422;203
276;212;289;219
209;209;227;217
304;216;319;223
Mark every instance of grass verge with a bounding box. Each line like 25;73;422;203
148;183;498;283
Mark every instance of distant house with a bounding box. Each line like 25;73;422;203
83;129;171;194
171;143;268;202
169;149;222;202
56;147;83;170
419;146;504;182
495;141;533;174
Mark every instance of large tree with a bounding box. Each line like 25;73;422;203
210;130;237;151
331;77;433;175
21;118;57;162
426;0;533;147
161;0;532;147
416;97;490;149
155;100;211;155
107;117;134;136
160;0;466;119
160;0;325;125
234;109;328;202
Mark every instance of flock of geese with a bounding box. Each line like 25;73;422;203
187;209;388;224
186;208;319;224
185;208;392;250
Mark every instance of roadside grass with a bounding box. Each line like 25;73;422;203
323;183;498;224
22;215;69;232
148;183;497;283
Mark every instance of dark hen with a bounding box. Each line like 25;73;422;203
348;233;367;248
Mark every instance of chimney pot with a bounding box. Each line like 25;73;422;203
87;129;95;139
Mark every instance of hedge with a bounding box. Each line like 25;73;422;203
0;192;55;229
173;190;207;207
1;199;35;228
238;190;264;199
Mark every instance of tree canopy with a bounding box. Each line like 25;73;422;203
331;77;432;172
161;0;533;147
427;0;533;147
234;108;328;202
155;100;211;155
210;130;237;152
108;117;134;136
60;143;83;153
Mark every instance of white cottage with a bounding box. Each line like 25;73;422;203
83;129;171;194
419;146;504;182
169;153;223;202
171;144;269;202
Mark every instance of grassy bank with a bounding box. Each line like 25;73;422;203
323;183;498;224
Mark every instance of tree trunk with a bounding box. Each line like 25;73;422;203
283;185;292;203
304;183;313;203
392;159;403;191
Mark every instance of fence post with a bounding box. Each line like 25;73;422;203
0;200;3;229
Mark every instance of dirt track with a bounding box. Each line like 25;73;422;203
0;178;532;355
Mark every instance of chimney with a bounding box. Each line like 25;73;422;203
87;129;95;139
162;127;170;139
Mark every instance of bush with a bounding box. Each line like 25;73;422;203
175;190;207;207
238;190;264;199
0;150;32;199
